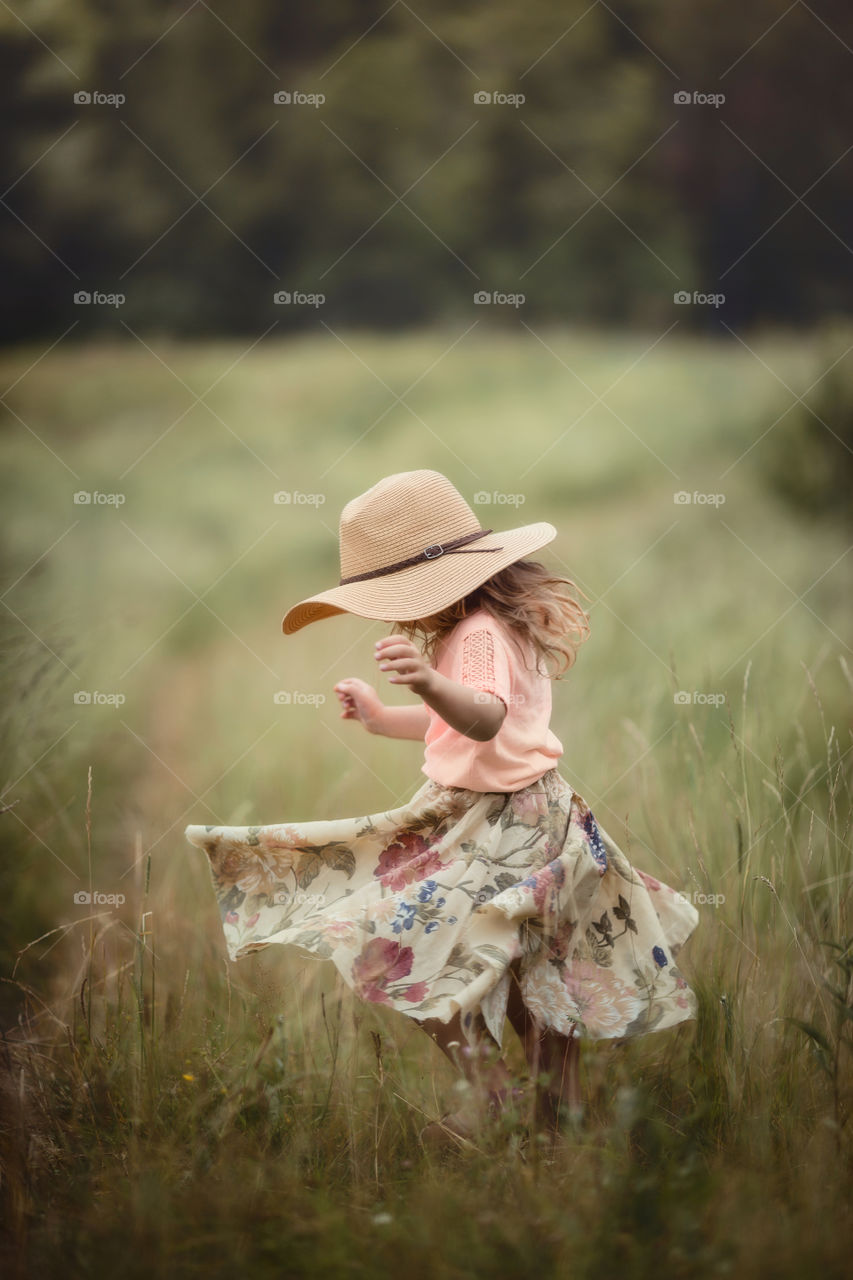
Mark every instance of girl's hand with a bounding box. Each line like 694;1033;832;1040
374;635;435;698
332;678;386;734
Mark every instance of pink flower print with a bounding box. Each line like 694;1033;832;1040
511;790;548;825
522;963;578;1037
637;868;662;892
551;917;577;963
351;938;414;1005
562;959;638;1035
518;858;566;915
257;825;302;851
402;981;428;1003
225;910;239;924
322;919;359;948
371;897;400;925
374;831;443;891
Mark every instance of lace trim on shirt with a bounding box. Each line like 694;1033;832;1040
461;629;501;698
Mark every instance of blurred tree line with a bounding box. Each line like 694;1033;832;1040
1;0;852;340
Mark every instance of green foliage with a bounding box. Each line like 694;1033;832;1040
784;936;853;1135
759;322;853;524
2;0;852;338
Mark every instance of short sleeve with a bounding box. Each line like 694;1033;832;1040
458;628;512;709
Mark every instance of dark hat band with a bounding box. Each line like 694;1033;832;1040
338;528;503;585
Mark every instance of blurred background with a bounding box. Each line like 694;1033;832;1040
2;3;853;1277
2;0;853;336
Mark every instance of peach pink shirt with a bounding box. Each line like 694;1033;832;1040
421;608;564;793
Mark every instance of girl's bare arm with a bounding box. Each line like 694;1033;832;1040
372;704;431;740
333;677;430;740
418;670;506;742
373;635;508;743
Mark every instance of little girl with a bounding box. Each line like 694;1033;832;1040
185;469;699;1143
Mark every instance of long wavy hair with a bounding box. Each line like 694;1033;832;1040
389;559;592;679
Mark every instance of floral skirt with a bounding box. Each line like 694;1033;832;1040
184;768;700;1050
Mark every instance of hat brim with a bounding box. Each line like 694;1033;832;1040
281;522;557;635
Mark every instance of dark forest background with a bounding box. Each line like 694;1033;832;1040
2;0;852;340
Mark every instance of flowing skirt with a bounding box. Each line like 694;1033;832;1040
185;768;700;1050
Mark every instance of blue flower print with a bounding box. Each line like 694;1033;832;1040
425;921;440;934
392;901;417;934
417;880;439;903
581;810;608;872
652;945;668;967
549;858;566;888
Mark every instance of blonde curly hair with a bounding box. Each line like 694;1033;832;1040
388;558;591;679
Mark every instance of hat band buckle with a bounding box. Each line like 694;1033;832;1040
339;528;503;586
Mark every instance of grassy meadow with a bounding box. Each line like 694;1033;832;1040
1;325;851;1277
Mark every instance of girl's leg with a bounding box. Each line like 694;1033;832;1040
418;1008;515;1105
414;1008;514;1131
535;1029;582;1124
505;955;582;1125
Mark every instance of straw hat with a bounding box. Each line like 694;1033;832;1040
281;469;556;634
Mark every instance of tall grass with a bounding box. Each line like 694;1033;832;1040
1;329;851;1277
2;660;850;1279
